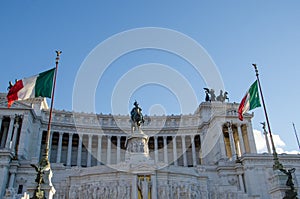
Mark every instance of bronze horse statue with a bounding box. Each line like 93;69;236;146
130;101;144;132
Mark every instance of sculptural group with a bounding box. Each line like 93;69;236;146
204;88;229;102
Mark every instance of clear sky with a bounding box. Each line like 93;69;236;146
0;1;299;153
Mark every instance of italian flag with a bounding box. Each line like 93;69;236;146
7;68;55;108
238;80;261;121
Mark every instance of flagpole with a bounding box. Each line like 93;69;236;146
42;51;62;166
292;123;300;150
31;51;61;199
252;64;283;170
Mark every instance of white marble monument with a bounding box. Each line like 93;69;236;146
0;93;299;199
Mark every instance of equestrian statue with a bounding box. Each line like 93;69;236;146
130;101;144;133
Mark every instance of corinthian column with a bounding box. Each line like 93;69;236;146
172;136;178;166
5;116;15;148
107;136;111;164
97;135;102;165
48;132;53;161
11;122;19;152
77;134;83;167
67;133;73;166
190;135;197;166
163;136;168;164
87;134;92;167
227;122;237;160
237;124;245;155
56;132;63;163
181;135;187;167
117;136;121;163
154;136;158;163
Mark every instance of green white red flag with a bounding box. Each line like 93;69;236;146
7;68;55;108
238;80;261;121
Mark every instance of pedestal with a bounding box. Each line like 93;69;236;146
269;170;298;199
28;168;56;199
111;129;166;173
125;131;150;162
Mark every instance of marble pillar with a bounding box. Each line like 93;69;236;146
97;135;102;165
237;124;245;155
77;134;83;167
154;136;158;163
56;132;63;163
67;133;73;166
87;134;92;167
163;136;168;164
5;116;15;149
190;135;197;166
172;136;178;166
181;135;187;167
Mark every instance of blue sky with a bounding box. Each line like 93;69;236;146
0;1;300;152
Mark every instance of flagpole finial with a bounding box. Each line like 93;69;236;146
252;63;259;76
55;50;62;63
55;50;62;57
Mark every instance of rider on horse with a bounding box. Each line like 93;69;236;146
130;101;144;132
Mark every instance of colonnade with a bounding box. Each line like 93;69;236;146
0;115;21;154
223;122;255;160
42;131;201;167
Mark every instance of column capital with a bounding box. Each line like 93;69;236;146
227;124;233;134
88;134;93;138
59;132;64;136
98;135;103;139
181;135;186;139
69;133;73;138
14;115;22;123
9;166;18;174
232;122;246;128
49;131;54;137
235;122;243;127
190;134;195;139
163;136;167;139
245;123;251;127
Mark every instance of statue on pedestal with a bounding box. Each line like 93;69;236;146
30;157;55;199
30;164;46;199
130;101;144;133
280;168;298;199
121;101;154;167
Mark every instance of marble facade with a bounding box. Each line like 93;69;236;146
0;93;299;199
